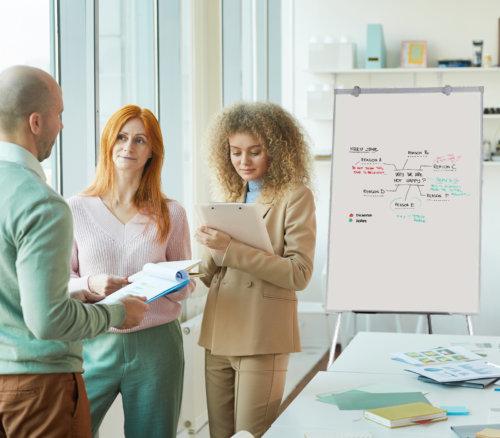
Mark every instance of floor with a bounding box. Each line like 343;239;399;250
193;345;330;438
99;306;333;437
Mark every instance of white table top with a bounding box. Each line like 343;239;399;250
264;332;500;437
266;370;500;437
330;332;500;374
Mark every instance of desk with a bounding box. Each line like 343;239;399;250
265;332;500;437
331;332;500;374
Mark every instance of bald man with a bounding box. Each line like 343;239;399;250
0;66;148;438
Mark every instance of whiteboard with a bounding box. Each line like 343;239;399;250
326;87;482;314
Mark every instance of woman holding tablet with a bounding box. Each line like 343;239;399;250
195;101;317;438
68;105;194;437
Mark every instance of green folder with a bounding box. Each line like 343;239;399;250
317;389;429;410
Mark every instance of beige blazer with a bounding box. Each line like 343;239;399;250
198;184;316;356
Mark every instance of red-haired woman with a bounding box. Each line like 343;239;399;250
68;104;193;438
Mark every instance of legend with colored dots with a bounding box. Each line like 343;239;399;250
348;212;373;223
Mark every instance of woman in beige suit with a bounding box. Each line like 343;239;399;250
195;101;316;438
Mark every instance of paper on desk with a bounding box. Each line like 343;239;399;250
315;382;426;399
488;407;500;423
406;360;500;383
316;389;428;410
449;342;490;358
391;345;483;366
356;382;427;394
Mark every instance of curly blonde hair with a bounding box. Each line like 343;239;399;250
207;101;312;201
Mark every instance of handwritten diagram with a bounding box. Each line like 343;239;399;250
348;146;468;223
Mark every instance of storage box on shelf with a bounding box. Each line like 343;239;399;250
308;37;356;71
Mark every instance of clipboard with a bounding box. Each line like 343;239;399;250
196;203;274;266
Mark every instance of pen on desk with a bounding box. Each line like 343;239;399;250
494;387;500;391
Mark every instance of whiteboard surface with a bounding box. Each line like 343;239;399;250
326;88;482;314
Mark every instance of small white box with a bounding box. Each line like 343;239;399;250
307;84;333;119
309;37;356;71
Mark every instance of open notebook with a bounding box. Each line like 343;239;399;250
100;259;201;304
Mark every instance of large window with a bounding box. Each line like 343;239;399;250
98;0;157;133
222;0;281;106
0;0;57;188
58;0;160;198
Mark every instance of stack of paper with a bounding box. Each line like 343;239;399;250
406;360;500;383
392;346;500;383
417;375;498;388
364;402;447;428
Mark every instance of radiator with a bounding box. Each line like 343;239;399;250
178;313;208;435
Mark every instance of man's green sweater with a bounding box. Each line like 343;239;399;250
0;142;124;374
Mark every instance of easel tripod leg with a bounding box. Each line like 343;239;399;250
327;312;342;370
466;315;474;335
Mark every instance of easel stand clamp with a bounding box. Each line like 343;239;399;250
350;84;455;97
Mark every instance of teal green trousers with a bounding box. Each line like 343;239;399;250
82;321;184;438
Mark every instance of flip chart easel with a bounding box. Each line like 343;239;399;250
326;86;483;368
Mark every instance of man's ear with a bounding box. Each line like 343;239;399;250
28;112;42;135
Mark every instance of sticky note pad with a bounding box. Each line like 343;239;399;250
440;405;469;415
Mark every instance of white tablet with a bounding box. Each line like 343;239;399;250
196;203;274;266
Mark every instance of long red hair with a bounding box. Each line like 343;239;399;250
84;104;170;241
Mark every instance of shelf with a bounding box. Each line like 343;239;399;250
307;67;500;75
484;114;500;119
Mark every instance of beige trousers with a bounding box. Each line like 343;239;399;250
205;349;289;438
0;373;91;438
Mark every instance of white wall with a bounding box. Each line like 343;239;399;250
283;0;500;336
286;0;500;148
292;0;500;71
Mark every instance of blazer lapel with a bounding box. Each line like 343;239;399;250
238;182;273;218
258;204;271;219
258;197;274;218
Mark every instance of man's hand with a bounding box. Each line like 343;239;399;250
114;295;148;329
88;274;130;296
